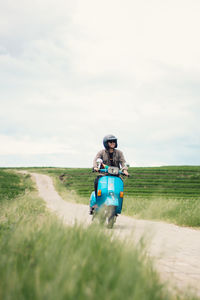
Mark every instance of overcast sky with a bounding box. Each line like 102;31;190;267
0;0;200;167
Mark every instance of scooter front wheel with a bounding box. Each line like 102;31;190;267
92;207;106;224
106;205;117;229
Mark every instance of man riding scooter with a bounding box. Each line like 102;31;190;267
90;134;129;215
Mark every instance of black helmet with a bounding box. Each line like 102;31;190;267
103;134;118;150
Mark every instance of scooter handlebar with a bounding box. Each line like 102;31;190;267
97;168;129;177
121;172;130;177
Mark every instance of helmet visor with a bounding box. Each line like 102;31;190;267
107;140;116;144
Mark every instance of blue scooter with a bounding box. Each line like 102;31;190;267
90;160;128;228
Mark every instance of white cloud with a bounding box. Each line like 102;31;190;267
0;134;75;155
0;0;200;166
68;0;200;77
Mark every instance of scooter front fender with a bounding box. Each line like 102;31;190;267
105;195;119;207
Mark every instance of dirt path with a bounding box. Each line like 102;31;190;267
31;172;200;296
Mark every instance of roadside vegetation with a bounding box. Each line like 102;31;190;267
25;166;200;227
0;168;199;300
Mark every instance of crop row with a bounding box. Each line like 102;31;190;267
31;166;200;199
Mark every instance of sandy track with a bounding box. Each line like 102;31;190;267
31;172;200;296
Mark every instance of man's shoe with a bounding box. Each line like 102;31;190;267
89;207;94;215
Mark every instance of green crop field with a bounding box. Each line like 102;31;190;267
126;166;200;198
26;166;200;227
0;169;32;201
1;169;198;300
27;166;200;199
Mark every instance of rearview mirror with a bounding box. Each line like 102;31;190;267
96;158;103;168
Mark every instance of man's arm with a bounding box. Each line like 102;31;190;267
119;150;129;175
93;150;103;169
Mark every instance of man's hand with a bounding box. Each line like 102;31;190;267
94;167;99;172
123;170;129;176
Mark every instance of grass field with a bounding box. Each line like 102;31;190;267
24;166;200;227
26;166;200;199
0;168;33;201
2;169;198;300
